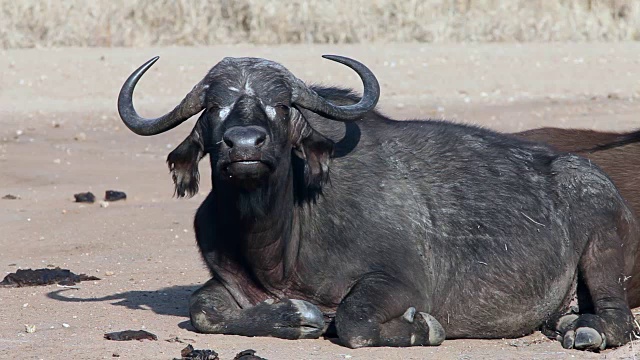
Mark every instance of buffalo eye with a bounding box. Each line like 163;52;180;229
275;104;290;117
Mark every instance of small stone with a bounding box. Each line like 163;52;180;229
25;324;36;333
105;271;115;276
100;201;109;208
2;194;19;200
53;158;61;164
62;323;70;328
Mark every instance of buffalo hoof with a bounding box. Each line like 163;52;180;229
559;314;607;351
286;299;325;339
402;308;446;346
562;327;606;351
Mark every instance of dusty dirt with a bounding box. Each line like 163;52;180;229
2;43;640;360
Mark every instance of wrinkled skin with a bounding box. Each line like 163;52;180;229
120;57;639;351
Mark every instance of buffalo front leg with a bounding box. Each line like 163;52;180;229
189;278;325;339
335;274;445;348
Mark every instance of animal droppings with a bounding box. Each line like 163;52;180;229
173;346;268;360
174;344;218;360
74;192;96;203
104;190;127;202
104;330;158;341
0;267;100;287
233;349;268;360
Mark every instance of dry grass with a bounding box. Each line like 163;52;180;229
1;0;639;48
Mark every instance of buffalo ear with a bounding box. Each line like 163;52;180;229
291;109;334;189
167;129;205;198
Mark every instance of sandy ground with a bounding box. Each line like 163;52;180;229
2;43;640;360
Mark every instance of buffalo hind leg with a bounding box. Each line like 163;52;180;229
335;274;445;348
559;228;634;351
190;278;325;340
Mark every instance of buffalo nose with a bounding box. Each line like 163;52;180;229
223;126;267;149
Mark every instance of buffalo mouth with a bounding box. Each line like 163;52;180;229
221;160;272;185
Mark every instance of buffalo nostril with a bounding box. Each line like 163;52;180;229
255;133;266;147
223;135;234;148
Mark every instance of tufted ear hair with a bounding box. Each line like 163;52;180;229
290;107;335;189
167;124;205;198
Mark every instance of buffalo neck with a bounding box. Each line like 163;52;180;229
214;162;299;291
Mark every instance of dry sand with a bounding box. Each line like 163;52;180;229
1;43;640;359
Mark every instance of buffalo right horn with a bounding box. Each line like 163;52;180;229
118;56;208;136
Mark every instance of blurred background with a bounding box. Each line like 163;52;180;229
2;0;639;48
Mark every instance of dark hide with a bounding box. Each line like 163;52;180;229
158;63;638;351
515;126;640;307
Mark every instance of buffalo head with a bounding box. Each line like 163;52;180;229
118;55;379;197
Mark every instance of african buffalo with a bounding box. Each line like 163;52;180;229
516;126;640;306
117;55;638;350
